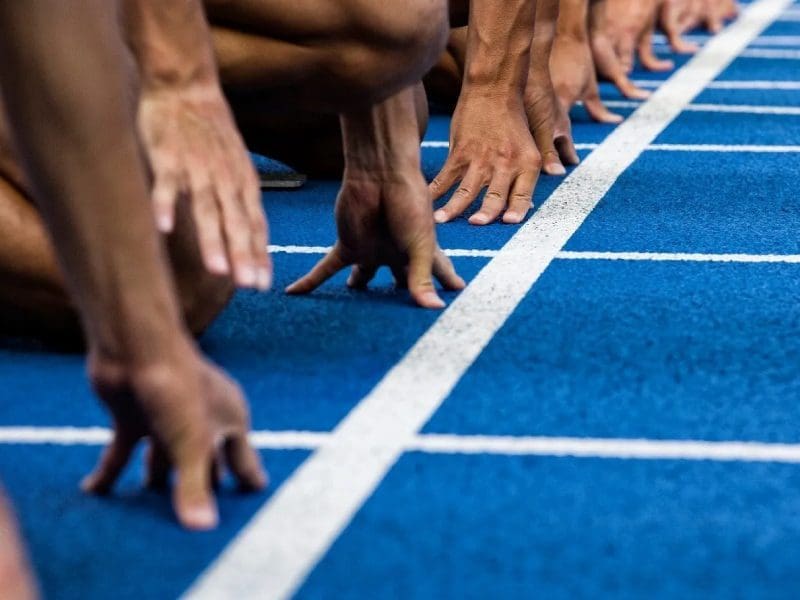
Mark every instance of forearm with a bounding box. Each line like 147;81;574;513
531;0;559;74
558;0;591;40
123;0;219;89
340;87;422;179
0;1;188;363
463;0;537;94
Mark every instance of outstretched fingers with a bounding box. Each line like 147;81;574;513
503;170;538;224
286;244;349;295
434;165;486;224
584;89;624;124
224;433;268;492
81;430;139;495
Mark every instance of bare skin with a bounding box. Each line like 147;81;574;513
0;0;459;343
429;0;542;226
0;493;38;600
599;0;673;74
287;87;465;306
125;0;271;291
0;0;266;531
590;0;657;100
552;0;624;124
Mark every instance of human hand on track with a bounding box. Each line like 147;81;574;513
82;347;267;531
430;90;542;225
526;0;580;172
660;0;702;53
137;82;271;291
551;27;623;124
287;169;465;308
601;0;675;74
589;0;655;99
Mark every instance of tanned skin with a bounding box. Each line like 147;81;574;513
0;0;266;531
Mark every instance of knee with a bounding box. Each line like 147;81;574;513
337;0;449;106
175;270;234;337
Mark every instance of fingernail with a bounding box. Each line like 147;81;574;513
546;162;567;176
469;213;490;226
422;292;446;309
182;504;218;530
503;212;522;224
434;210;448;224
208;254;230;274
258;268;272;291
157;213;174;233
237;265;258;287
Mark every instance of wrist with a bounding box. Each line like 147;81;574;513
340;91;422;175
556;0;590;41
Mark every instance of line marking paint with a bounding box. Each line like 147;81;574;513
8;427;800;464
185;2;794;598
633;79;800;90
424;142;800;152
654;33;800;46
603;99;800;115
739;47;800;58
270;246;800;264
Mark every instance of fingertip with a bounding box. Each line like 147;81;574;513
468;212;492;226
257;268;272;292
502;210;527;224
156;212;175;234
178;502;219;531
434;209;449;224
543;160;567;177
415;291;446;310
207;253;231;276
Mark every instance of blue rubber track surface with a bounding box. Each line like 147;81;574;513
3;2;800;597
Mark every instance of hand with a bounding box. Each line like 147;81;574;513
659;0;701;53
82;346;267;530
430;90;542;225
551;29;623;124
601;0;668;73
590;0;654;99
137;82;271;290
287;170;465;308
526;0;580;172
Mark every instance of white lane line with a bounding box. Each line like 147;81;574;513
633;79;800;90
9;427;800;464
739;47;800;58
604;99;800;115
269;245;800;264
411;435;800;463
654;33;800;46
556;251;800;263
425;141;800;153
185;3;793;599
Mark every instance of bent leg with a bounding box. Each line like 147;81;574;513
0;149;233;343
205;0;449;110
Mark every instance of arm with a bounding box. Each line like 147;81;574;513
124;0;271;290
430;0;542;225
287;86;464;307
0;0;265;530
